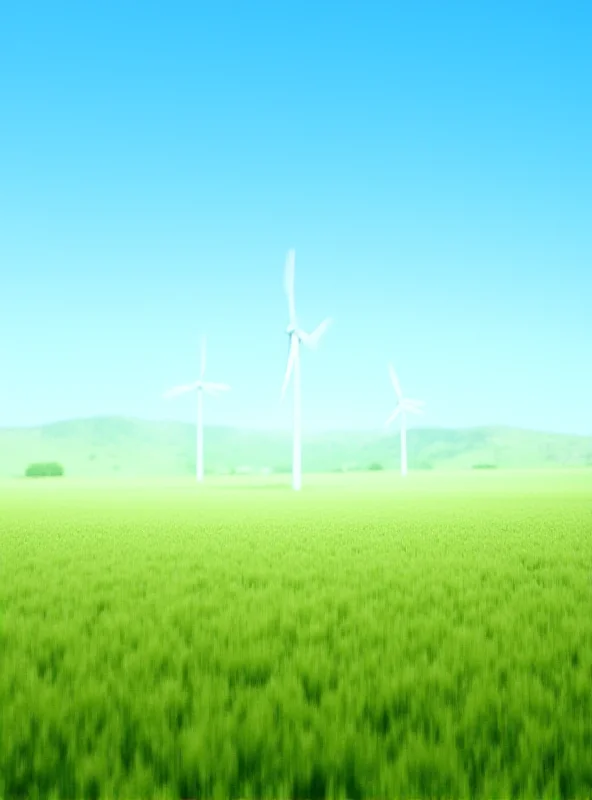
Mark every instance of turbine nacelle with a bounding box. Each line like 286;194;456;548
197;380;231;395
286;324;326;343
385;363;425;478
385;400;424;426
162;335;230;483
281;324;331;398
163;337;230;399
385;364;425;432
281;250;332;401
281;249;331;491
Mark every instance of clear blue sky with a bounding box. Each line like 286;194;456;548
1;1;590;435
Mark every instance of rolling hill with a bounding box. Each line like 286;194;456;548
0;417;591;478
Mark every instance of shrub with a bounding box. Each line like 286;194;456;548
368;462;384;471
25;462;65;478
273;464;292;474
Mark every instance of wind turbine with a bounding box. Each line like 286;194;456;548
385;364;425;477
281;249;331;491
163;337;230;482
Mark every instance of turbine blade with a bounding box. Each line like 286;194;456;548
301;317;332;349
405;405;423;415
201;336;207;379
204;382;230;394
389;364;403;399
285;249;296;325
281;335;297;399
163;382;196;398
385;407;401;426
405;398;425;412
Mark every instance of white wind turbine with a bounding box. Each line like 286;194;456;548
163;337;230;482
385;364;425;477
281;249;331;491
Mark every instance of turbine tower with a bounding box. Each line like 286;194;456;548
281;249;331;491
163;337;230;482
385;364;425;477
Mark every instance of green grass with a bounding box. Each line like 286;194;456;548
1;471;591;799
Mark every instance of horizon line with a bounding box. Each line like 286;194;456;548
0;414;590;440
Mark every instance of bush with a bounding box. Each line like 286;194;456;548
472;463;498;470
25;462;65;478
273;464;292;474
368;462;384;471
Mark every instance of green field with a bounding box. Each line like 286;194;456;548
1;471;591;799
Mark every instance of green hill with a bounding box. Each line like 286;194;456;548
0;417;591;478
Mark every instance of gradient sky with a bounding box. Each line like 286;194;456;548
1;1;590;435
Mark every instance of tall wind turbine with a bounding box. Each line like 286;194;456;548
163;337;230;482
385;364;425;477
281;249;331;491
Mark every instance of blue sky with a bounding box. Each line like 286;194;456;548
1;1;590;435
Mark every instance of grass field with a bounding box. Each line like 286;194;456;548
1;470;591;799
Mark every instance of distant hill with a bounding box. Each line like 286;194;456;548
0;416;591;478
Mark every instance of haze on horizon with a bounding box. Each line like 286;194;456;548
1;2;590;437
